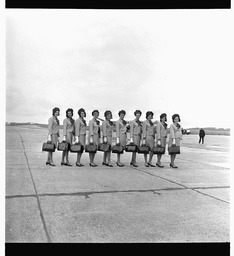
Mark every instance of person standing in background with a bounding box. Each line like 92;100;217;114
156;113;168;168
46;107;60;166
61;108;75;166
199;128;205;144
129;110;142;167
74;108;87;167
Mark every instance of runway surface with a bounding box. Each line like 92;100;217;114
5;125;230;242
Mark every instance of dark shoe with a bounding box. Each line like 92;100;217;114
145;163;149;167
50;163;56;166
64;163;72;166
170;163;178;168
130;162;133;166
107;164;113;167
89;163;96;167
116;162;124;167
132;163;138;167
156;163;164;168
80;164;84;166
148;163;156;167
46;162;50;165
76;163;81;167
61;162;65;166
102;162;107;166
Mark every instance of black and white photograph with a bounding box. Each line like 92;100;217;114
2;3;233;251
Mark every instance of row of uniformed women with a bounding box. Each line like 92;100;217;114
46;107;182;168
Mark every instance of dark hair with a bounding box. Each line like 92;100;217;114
104;110;112;118
78;108;86;117
92;110;99;116
118;110;126;116
52;107;60;116
172;114;181;122
146;111;154;118
134;110;142;116
160;113;167;122
66;108;73;118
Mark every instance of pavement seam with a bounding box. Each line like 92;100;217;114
5;186;230;202
13;128;52;243
124;164;230;204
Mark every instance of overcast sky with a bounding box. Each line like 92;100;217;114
5;9;233;128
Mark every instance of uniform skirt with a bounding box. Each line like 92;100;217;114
156;136;167;148
145;135;155;150
106;135;112;146
51;134;58;149
66;132;74;145
89;134;99;146
168;137;181;147
79;134;86;147
133;134;141;147
119;133;127;147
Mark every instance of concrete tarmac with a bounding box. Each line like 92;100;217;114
5;125;230;242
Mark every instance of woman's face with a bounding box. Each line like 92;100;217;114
173;116;179;124
80;112;85;118
54;111;60;117
67;111;73;118
119;113;125;119
106;113;112;121
147;114;153;121
135;113;141;120
93;112;99;119
161;116;166;123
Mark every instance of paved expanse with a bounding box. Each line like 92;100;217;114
5;125;230;242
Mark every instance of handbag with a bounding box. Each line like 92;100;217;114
85;143;97;153
98;142;111;152
57;141;70;151
42;141;55;152
111;144;124;154
70;143;84;153
151;145;165;154
125;142;137;152
137;144;149;154
168;144;180;155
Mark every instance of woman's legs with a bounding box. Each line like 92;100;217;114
156;154;162;165
47;152;51;163
144;153;148;165
103;152;107;164
61;151;66;164
170;154;177;167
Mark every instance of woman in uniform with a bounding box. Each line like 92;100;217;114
168;114;182;168
156;113;168;168
61;108;75;166
46;107;60;166
74;108;87;167
129;110;142;167
115;110;127;167
142;111;156;167
101;110;114;167
88;110;100;167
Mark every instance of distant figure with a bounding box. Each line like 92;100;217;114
199;128;205;144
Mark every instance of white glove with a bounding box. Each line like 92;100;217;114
47;135;51;141
157;140;161;146
90;136;93;143
172;139;176;145
130;138;133;143
103;136;107;143
63;136;66;141
142;139;146;145
75;136;79;143
116;137;120;144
